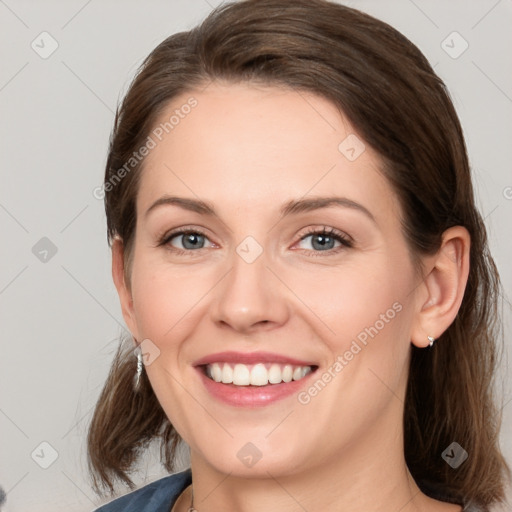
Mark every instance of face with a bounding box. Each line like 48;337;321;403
118;82;424;478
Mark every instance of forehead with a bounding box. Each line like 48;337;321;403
137;82;399;222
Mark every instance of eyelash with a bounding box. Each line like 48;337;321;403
157;226;353;257
299;226;353;256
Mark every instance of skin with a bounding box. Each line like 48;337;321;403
112;82;469;512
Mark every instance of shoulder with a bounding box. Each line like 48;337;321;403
92;468;192;512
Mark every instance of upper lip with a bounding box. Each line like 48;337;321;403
193;351;317;367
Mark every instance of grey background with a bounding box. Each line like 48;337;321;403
1;0;511;511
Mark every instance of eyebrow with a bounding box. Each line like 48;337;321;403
144;194;376;223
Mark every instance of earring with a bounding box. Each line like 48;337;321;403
133;345;143;391
427;335;435;347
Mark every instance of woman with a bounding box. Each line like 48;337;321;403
88;1;510;511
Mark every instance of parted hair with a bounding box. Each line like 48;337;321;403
87;0;511;509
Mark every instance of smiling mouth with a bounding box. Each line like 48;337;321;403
203;362;318;386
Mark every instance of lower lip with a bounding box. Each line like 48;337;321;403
196;367;316;407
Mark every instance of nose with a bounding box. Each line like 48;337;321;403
210;246;290;334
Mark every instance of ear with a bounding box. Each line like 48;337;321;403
112;237;140;341
411;226;470;348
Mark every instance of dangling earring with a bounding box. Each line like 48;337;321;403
133;345;143;391
427;335;435;347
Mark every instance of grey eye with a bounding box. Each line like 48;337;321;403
170;232;207;250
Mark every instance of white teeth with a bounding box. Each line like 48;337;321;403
292;366;303;381
233;364;250;385
282;365;293;383
205;362;313;386
211;363;222;382
268;364;282;384
221;364;233;384
250;363;268;386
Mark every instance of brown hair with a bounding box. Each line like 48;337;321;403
87;0;511;508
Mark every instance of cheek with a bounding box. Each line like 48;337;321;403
288;255;415;400
289;266;414;448
283;257;412;346
129;252;216;343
